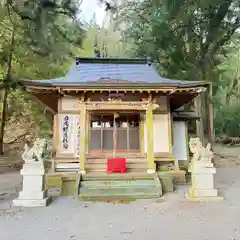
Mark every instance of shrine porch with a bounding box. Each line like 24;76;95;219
52;153;184;174
52;154;148;173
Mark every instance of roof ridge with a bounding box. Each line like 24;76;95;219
75;57;151;65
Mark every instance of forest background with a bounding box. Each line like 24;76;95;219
0;0;240;157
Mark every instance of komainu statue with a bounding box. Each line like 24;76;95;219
188;138;214;172
186;137;223;200
13;138;52;207
21;138;47;163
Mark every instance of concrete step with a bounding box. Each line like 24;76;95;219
78;193;159;201
80;187;158;195
85;168;147;173
79;179;162;200
79;188;159;199
80;180;156;188
82;172;155;181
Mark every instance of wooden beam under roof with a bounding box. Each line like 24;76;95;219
32;93;59;113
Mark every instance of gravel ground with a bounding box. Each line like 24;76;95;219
1;168;240;240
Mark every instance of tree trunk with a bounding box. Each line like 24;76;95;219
0;26;15;155
226;92;231;105
195;63;206;144
194;93;205;144
226;76;238;105
0;89;8;155
207;84;214;143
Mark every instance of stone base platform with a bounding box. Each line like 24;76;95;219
169;170;187;184
185;193;224;201
185;187;223;201
13;196;52;207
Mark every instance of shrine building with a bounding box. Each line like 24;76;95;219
22;57;212;200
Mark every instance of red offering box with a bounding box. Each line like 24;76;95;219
107;158;126;173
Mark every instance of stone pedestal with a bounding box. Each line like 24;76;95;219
13;162;51;207
186;162;223;201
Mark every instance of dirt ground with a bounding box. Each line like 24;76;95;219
0;143;239;240
213;143;240;157
1;162;240;240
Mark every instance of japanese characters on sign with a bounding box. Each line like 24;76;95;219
62;116;69;150
59;114;76;154
75;115;80;157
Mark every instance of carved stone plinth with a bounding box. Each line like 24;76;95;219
186;138;223;201
186;164;223;201
13;162;51;207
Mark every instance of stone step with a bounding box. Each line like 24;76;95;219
85;169;147;173
79;186;161;201
80;180;156;188
79;188;158;196
78;175;162;200
157;172;174;193
78;193;159;201
82;172;155;181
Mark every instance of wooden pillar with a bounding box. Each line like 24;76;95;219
85;112;89;154
113;112;117;158
51;114;57;172
139;113;145;153
207;103;214;142
167;101;173;153
185;122;190;169
52;114;57;154
146;103;155;173
79;105;86;174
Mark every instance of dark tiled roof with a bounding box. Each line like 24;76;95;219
24;57;207;86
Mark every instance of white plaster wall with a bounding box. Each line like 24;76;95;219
172;121;188;161
144;114;170;153
59;96;78;111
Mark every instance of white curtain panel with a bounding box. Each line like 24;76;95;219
172;121;188;161
59;114;76;154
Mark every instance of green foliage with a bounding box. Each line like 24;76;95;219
1;0;84;56
214;101;240;137
0;0;86;147
0;0;85;67
117;0;240;138
0;0;238;143
84;13;130;58
216;35;240;105
123;0;240;83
